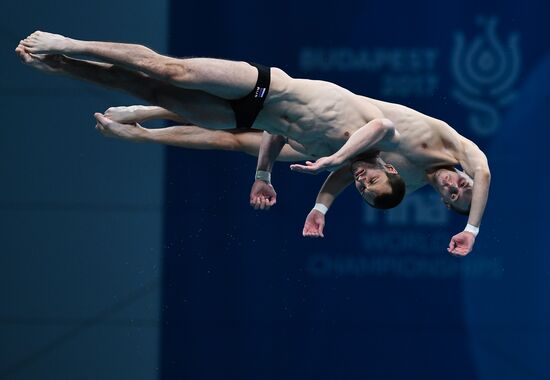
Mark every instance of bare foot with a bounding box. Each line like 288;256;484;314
104;106;150;124
94;113;147;142
15;43;63;74
21;31;76;54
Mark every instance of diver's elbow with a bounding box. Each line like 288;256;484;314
476;168;491;183
375;118;395;139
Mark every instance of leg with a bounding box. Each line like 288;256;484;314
21;31;258;99
95;112;309;162
15;45;237;130
95;115;260;149
103;105;188;124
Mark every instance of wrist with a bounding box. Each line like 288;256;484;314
255;170;271;184
464;223;479;237
313;203;329;215
331;153;346;166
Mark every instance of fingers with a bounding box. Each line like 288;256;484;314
303;228;321;238
447;240;470;257
289;164;306;172
249;195;275;210
289;164;317;174
449;249;469;257
447;241;458;256
302;223;324;238
447;238;456;253
258;196;270;210
303;232;322;238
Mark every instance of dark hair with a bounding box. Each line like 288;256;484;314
368;172;406;209
449;202;471;216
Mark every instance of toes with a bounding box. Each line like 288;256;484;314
94;113;110;125
16;50;32;63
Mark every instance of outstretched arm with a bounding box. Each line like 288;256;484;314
290;118;397;174
303;166;354;237
249;132;287;210
448;142;491;256
463;146;491;228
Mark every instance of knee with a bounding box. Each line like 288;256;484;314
214;133;241;152
155;58;195;85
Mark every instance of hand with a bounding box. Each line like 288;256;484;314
290;156;344;175
249;180;277;210
302;209;325;238
447;231;475;257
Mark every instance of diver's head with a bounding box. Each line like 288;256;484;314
429;168;473;215
351;156;406;209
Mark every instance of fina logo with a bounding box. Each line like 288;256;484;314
451;16;521;137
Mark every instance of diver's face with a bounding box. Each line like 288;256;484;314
433;169;473;212
351;160;392;204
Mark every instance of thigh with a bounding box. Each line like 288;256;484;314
154;84;237;130
178;58;258;99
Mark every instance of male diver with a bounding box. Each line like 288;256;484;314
16;31;490;255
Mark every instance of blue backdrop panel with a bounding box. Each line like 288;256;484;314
162;1;549;379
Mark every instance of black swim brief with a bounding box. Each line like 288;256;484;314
230;63;271;129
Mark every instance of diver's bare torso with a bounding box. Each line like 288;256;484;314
251;69;472;188
254;69;379;157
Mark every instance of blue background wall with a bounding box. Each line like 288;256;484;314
162;1;549;379
1;2;167;379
